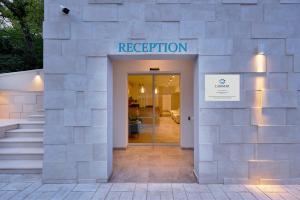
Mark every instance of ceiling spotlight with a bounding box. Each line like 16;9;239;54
60;5;70;15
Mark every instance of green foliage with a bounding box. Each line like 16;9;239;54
0;0;43;73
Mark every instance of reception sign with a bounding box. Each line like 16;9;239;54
118;42;187;53
205;74;240;101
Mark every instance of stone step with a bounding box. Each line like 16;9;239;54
0;160;42;174
0;137;43;148
5;129;43;138
28;115;45;121
18;121;44;129
0;147;43;160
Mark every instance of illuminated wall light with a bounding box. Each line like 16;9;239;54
32;70;44;90
254;43;266;73
140;85;145;94
154;88;158;94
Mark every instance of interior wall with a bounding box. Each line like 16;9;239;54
113;59;195;148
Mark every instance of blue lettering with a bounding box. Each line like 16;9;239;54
178;42;187;52
168;43;178;52
133;43;141;52
149;43;157;52
118;43;126;52
127;43;134;52
142;43;148;52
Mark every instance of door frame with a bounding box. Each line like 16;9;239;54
127;72;181;146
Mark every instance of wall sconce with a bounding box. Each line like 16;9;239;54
155;88;158;94
254;43;266;73
140;85;145;94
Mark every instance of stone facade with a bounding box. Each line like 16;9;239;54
44;0;300;184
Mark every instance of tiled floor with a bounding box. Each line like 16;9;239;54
129;117;180;144
111;146;196;183
0;175;299;200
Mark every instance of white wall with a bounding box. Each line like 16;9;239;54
113;59;195;148
0;70;44;119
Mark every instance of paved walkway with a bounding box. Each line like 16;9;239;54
0;175;300;200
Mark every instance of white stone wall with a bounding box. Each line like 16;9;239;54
44;0;300;184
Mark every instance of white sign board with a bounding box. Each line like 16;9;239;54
205;74;240;101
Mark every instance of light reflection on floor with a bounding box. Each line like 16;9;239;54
111;146;196;183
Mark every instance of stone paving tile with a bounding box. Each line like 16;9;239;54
0;175;299;200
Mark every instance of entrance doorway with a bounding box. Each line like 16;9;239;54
128;74;180;145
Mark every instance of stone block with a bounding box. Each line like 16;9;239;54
222;0;257;3
220;125;257;143
233;109;250;125
84;92;107;109
228;22;252;38
257;144;300;160
241;5;263;22
218;161;248;181
93;22;131;40
44;56;86;74
67;144;93;162
198;56;232;73
214;144;255;161
44;125;73;145
262;90;297;108
198;39;233;55
145;4;181;22
179;21;205;39
44;91;76;109
199;109;232;125
216;5;240;21
13;95;36;104
294;55;300;72
181;4;215;21
119;3;144;21
205;21;228;38
64;108;92;126
156;0;191;3
92;110;107;127
44;75;64;91
251;108;286;125
264;4;300;22
145;22;179;39
198;161;218;184
77;161;108;181
83;5;118;22
44;40;62;56
287;39;300;55
93;143;107;161
88;0;123;3
64;74;87;91
252;22;289;38
267;73;287;90
258;125;300;143
248;160;290;180
87;74;107;92
199;144;214;161
267;55;293;72
129;21;145;39
43;162;77;180
86;57;108;75
43;21;70;39
44;145;66;163
198;126;219;144
71;22;94;39
45;110;64;126
74;127;107;144
78;40;112;56
280;0;300;3
287;108;300;125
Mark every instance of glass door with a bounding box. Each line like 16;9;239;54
128;74;180;145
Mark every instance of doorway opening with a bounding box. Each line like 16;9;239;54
128;74;180;145
111;58;198;183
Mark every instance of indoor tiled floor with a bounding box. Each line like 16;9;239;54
111;146;196;183
0;175;299;200
129;117;180;144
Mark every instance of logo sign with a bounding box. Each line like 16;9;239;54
118;42;187;53
205;74;240;101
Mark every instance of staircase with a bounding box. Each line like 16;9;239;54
0;111;44;174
